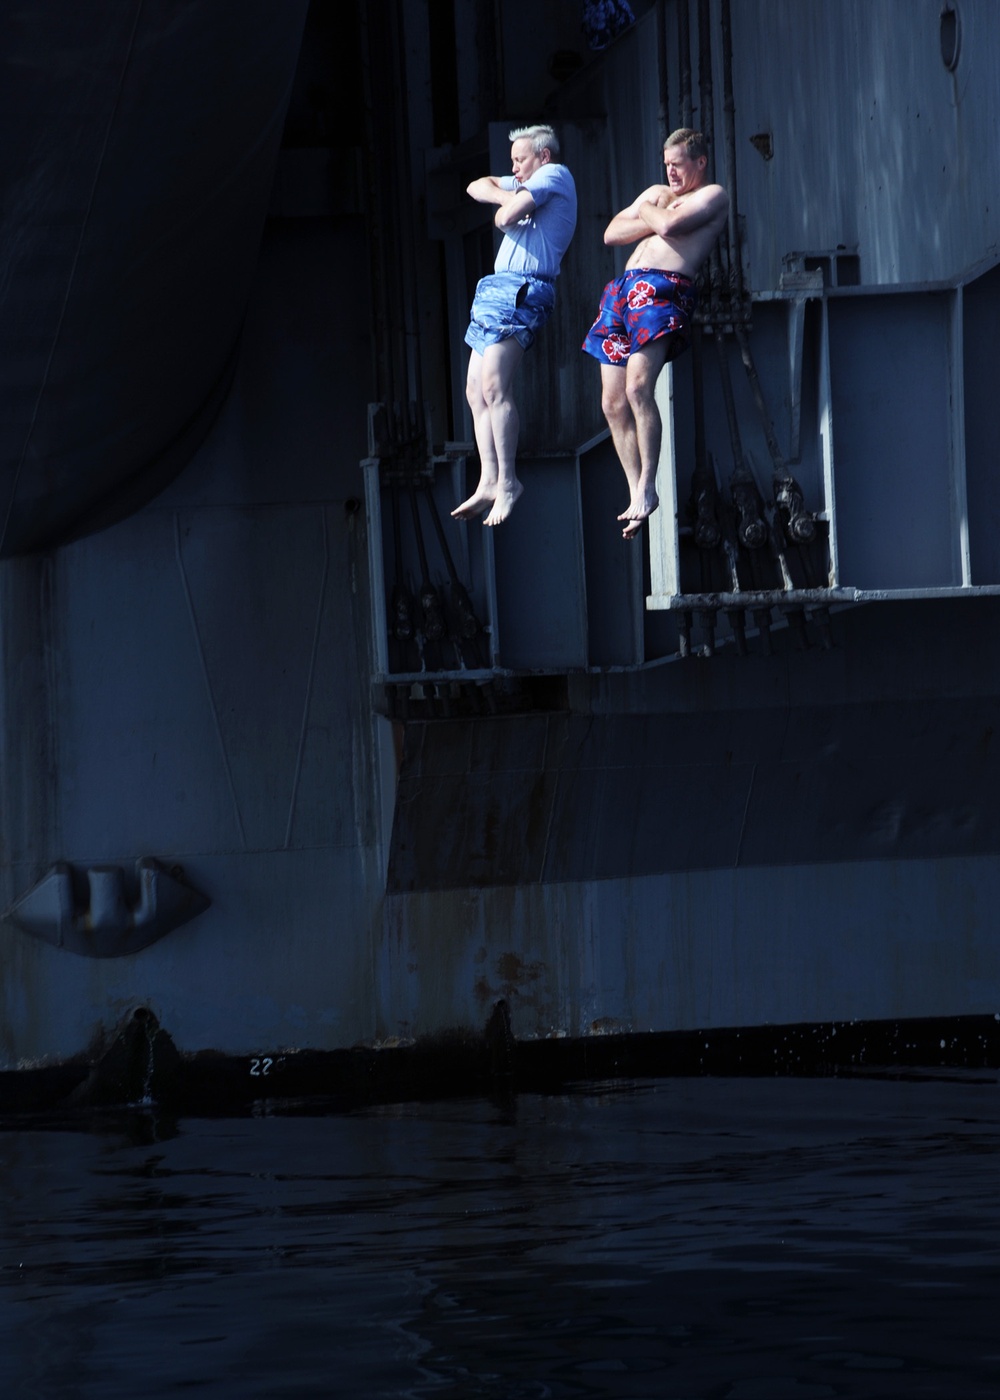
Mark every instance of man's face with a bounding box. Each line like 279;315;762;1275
663;144;707;195
511;138;548;183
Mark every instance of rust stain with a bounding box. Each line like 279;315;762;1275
474;952;548;1017
589;1017;631;1036
495;951;543;985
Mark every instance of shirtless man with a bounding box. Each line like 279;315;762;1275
452;124;577;527
582;129;728;538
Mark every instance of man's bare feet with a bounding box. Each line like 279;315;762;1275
484;478;523;526
451;484;497;519
617;485;658;539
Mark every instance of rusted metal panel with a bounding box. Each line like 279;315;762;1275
827;292;957;589
387;680;1000;893
379;851;1000;1042
963;262;1000;585
0;218;385;1069
489;456;589;670
730;0;1000;290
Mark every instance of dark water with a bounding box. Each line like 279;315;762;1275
2;1074;999;1399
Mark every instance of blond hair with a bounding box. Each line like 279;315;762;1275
508;123;559;159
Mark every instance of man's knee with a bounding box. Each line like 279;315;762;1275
601;370;629;425
466;362;486;409
625;371;659;417
601;388;629;427
480;371;513;410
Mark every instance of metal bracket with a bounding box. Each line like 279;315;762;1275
778;268;824;463
4;858;210;958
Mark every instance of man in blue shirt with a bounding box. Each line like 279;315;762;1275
452;125;577;526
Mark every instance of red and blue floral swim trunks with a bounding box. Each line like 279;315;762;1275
581;268;697;365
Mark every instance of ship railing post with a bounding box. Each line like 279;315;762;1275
648;360;681;606
362;454;389;680
949;285;971;587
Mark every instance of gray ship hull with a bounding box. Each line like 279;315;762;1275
2;0;999;1106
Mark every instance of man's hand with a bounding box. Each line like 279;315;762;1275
494;187;535;230
466;177;536;230
603;185;671;246
636;184;728;239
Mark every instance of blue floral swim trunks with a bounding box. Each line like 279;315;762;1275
465;272;556;355
581;268;697;365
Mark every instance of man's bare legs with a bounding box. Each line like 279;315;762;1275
600;340;670;538
600;364;641;536
453;339;526;526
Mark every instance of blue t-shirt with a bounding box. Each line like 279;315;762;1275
494;163;578;281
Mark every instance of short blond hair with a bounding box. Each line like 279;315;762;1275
665;128;708;160
509;123;559;159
